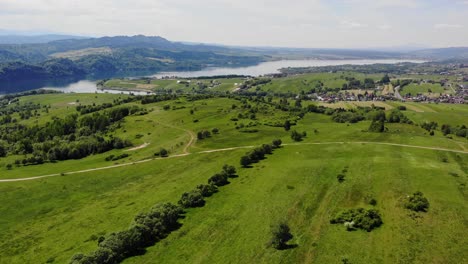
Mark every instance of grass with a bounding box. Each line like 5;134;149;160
401;83;448;96
0;93;467;264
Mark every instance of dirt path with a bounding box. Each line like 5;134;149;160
0;141;466;183
125;143;150;151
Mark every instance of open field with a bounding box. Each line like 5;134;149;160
401;83;449;96
103;78;243;93
0;91;467;264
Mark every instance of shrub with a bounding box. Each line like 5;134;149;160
290;130;304;142
269;223;293;250
272;139;282;148
196;184;218;197
240;155;252;167
159;148;168;157
330;208;383;232
178;190;205;208
404;192;429;212
337;174;345;183
208;173;229;186
222;164;237;178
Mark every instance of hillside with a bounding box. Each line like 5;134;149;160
0;79;466;263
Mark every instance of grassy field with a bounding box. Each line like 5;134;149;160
103;78;243;93
401;83;448;96
0;93;467;264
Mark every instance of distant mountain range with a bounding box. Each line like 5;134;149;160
0;34;88;44
0;34;467;83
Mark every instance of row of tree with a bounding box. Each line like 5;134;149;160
70;164;238;264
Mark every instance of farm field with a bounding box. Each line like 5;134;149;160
0;92;466;264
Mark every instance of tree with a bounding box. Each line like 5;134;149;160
290;130;303;142
178;190;205;208
405;191;429;212
272;139;282;148
196;184;218;197
159;148;168;157
0;141;7;157
208;173;229;186
284;120;291;131
381;74;390;84
240;155;251;167
368;120;385;133
222;164;237;177
269;223;293;250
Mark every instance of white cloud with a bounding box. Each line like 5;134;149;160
434;24;464;29
0;0;466;48
378;24;392;30
341;20;368;28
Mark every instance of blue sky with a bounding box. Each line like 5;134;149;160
0;0;466;48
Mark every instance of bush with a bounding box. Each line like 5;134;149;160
337;174;345;183
269;223;293;250
222;164;237;178
404;192;429;212
397;105;407;111
330;208;383;232
290;130;305;142
208;173;229;186
158;148;168;157
74;203;184;264
240;155;252;167
178;190;205;208
368;120;385;133
272;139;282;148
196;184;218;197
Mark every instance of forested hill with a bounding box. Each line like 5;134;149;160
1;35;468;84
0;35;266;82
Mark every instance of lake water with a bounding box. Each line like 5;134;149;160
1;59;425;94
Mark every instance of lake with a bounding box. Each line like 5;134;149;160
0;59;424;94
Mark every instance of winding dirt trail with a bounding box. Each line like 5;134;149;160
0;141;466;183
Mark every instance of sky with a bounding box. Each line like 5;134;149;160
0;0;467;49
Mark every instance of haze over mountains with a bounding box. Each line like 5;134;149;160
0;34;467;83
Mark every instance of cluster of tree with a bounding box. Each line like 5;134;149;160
420;121;438;132
76;103;114;115
386;109;413;124
330;208;383;232
140;94;178;104
70;203;184;264
0;59;85;81
368;110;386;133
240;140;282;167
239;78;271;90
105;153;130;162
70;164;238;263
341;77;376;90
332;111;365;123
404;192;429;212
1;106;141;167
208;165;237;186
179;165;236;208
197;130;212;140
290;130;307;142
441;124;467;138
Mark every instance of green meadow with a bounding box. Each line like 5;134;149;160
0;91;466;264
